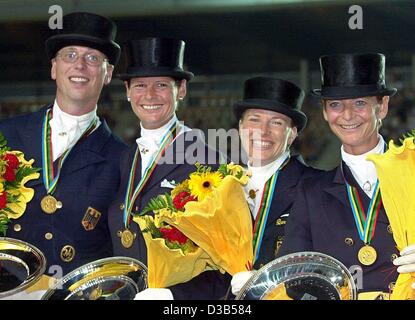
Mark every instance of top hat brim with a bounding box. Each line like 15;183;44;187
311;86;397;100
117;68;194;81
234;99;307;132
45;34;121;66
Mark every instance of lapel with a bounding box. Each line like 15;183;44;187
140;130;193;193
264;156;304;228
58;120;111;177
323;164;350;209
20;106;49;187
323;162;389;226
19;106;112;184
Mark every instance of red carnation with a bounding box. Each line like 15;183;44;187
0;192;7;209
3;166;16;182
173;191;196;210
159;226;188;245
3;153;19;170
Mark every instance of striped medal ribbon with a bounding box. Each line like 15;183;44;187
41;108;97;214
252;155;290;263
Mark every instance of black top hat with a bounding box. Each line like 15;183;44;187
312;53;397;99
118;37;194;81
234;77;307;132
45;12;121;65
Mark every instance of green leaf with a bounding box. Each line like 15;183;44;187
0;132;8;149
0;213;10;236
399;128;415;145
138;194;171;216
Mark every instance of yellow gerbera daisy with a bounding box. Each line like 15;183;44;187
188;171;222;201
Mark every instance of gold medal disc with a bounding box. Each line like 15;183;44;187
358;245;377;266
41;195;60;214
118;229;136;248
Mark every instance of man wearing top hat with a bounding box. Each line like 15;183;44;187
0;12;127;277
107;37;228;300
228;77;321;297
279;53;415;298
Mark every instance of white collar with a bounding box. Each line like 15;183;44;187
341;135;385;195
247;151;290;184
52;100;97;130
341;134;385;165
138;115;178;146
245;151;290;218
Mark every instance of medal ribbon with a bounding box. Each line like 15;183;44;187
41;108;97;195
252;155;290;263
346;181;382;245
343;142;386;245
123;122;179;229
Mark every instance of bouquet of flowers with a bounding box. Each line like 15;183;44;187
367;134;415;300
0;133;40;235
134;163;253;288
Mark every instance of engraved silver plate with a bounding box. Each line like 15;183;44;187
41;256;148;300
0;237;46;298
236;252;357;300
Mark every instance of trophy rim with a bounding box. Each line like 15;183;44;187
0;237;47;298
236;251;357;300
41;256;148;300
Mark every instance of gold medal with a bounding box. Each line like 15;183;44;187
41;195;62;214
118;229;136;248
358;245;377;266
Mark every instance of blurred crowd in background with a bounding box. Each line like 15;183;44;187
0;66;413;171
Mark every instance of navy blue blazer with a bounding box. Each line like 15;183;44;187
108;129;230;299
279;163;399;293
253;156;321;270
0;106;127;276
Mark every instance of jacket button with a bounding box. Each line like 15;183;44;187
60;245;76;262
45;232;53;240
120;203;125;210
344;238;354;246
13;224;22;232
387;225;393;234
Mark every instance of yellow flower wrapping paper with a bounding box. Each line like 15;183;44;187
4;151;39;219
134;215;218;288
367;137;415;300
156;175;254;276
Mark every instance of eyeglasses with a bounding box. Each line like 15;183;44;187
56;50;108;66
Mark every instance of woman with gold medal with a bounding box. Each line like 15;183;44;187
107;37;229;300
279;53;415;298
229;77;321;297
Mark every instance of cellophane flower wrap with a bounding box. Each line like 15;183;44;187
0;133;40;235
134;163;253;288
367;136;415;300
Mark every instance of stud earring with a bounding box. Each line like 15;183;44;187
127;97;131;102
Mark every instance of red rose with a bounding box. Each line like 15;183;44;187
0;192;7;209
173;191;196;210
3;153;19;170
159;226;188;245
4;166;16;182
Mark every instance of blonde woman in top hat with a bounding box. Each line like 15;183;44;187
279;53;415;298
230;77;321;297
108;37;228;300
0;12;127;278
